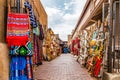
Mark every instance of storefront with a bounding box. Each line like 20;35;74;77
45;28;61;61
2;0;48;80
71;0;120;79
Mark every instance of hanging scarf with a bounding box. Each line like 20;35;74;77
72;40;75;52
93;58;102;77
33;26;40;36
33;34;37;64
24;1;37;28
33;34;42;65
39;24;44;40
6;13;29;46
26;57;33;80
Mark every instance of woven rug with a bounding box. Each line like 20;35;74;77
6;13;29;46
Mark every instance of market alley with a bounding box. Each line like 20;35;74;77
34;54;95;80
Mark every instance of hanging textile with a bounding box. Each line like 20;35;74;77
6;13;29;46
24;1;37;28
26;57;33;80
33;34;43;65
33;26;40;36
76;37;80;56
10;56;27;80
33;24;44;40
36;37;43;65
77;38;80;48
92;31;97;39
72;40;75;53
93;58;102;77
33;34;37;64
9;41;33;56
39;24;44;40
10;56;33;80
8;1;34;80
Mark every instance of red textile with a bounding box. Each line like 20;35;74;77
72;40;75;52
73;37;80;56
93;58;102;77
77;38;80;48
6;13;29;46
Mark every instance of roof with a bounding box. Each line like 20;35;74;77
71;0;91;38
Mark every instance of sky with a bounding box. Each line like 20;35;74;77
40;0;87;41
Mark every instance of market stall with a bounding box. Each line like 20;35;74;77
77;20;108;78
7;0;46;79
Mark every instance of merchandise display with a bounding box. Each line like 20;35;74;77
7;1;45;80
76;20;108;78
7;13;29;47
45;28;61;61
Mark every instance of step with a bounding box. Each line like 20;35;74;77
102;72;120;80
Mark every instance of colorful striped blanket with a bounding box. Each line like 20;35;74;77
6;13;29;46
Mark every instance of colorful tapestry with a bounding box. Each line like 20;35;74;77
9;41;33;56
33;34;37;64
10;56;33;80
93;58;102;77
7;13;29;46
26;41;33;56
33;34;43;65
10;46;19;55
26;57;33;80
33;26;40;36
10;56;27;80
24;1;37;28
36;38;43;64
16;45;30;56
72;40;74;52
16;41;32;56
39;24;44;40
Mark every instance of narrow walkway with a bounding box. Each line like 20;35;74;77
34;54;95;80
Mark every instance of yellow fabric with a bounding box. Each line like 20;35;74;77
89;48;94;55
90;40;96;46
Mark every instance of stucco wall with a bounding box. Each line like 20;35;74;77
0;0;7;43
0;43;9;80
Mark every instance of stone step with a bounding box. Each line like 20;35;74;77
103;72;120;80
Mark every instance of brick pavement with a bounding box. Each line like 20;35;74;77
34;54;97;80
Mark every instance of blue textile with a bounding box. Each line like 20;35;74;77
63;47;68;53
10;56;27;80
24;1;37;28
10;56;33;80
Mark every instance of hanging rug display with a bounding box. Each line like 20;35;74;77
10;56;27;80
10;41;32;56
6;13;29;47
16;45;30;56
10;56;33;80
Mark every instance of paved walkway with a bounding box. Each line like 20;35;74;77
34;54;96;80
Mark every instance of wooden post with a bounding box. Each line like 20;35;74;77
16;0;20;13
107;0;113;73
